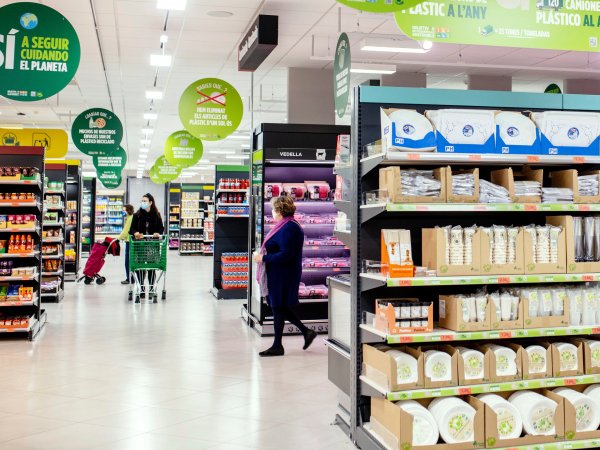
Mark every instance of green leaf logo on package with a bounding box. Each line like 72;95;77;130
179;78;243;141
153;155;181;183
164;130;203;168
72;108;123;156
336;0;418;13
0;2;80;101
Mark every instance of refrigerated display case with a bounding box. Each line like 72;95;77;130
81;177;96;254
95;189;124;239
168;184;181;250
64;163;82;281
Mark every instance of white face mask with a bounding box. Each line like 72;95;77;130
272;209;278;220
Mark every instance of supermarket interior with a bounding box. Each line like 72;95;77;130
4;0;600;449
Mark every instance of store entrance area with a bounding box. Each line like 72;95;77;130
0;254;350;450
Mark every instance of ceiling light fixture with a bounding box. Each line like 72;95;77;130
157;0;187;11
160;34;169;44
225;155;249;160
145;90;163;100
150;54;172;67
140;148;150;153
143;112;158;120
350;63;396;75
226;135;249;140
360;38;433;54
142;128;154;135
0;124;24;129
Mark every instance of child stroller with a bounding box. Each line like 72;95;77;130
78;237;120;285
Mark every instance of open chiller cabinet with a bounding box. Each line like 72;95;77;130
81;177;96;255
168;184;181;250
243;123;350;337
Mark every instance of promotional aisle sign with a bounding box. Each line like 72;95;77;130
93;146;127;184
395;1;600;52
179;78;243;141
0;128;68;158
336;0;418;13
149;165;163;184
97;171;122;189
164;130;203;168
153;155;181;182
71;108;123;156
334;33;351;119
0;2;80;101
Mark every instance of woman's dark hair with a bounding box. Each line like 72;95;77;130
271;195;296;217
124;204;134;215
137;193;161;218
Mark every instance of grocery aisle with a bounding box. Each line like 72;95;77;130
0;253;351;450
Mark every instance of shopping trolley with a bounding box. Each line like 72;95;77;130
128;235;168;303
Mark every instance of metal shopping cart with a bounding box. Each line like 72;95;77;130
128;235;168;303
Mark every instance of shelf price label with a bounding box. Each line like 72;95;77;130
524;204;538;212
468;154;482;161
565;378;577;386
399;336;414;343
498;277;511;284
573;157;586;164
458;387;472;395
500;331;512;339
583;275;595;282
527;155;540;163
407;154;421;160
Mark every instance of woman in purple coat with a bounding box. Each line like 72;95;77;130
254;196;317;357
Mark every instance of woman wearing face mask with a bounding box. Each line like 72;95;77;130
253;195;317;357
118;204;135;284
130;193;164;297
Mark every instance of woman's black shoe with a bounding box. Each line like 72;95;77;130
121;280;130;285
303;329;317;350
259;346;284;357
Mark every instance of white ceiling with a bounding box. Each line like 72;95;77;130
0;0;599;182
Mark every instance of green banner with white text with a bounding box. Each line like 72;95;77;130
395;0;600;52
337;0;418;12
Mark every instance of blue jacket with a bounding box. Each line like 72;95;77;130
263;220;304;308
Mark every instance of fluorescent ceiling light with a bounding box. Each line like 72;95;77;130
160;34;169;44
150;54;172;67
144;112;158;120
140;148;150;153
139;156;148;161
350;63;396;75
141;139;151;145
241;144;250;150
142;128;154;135
360;38;432;54
137;175;143;179
145;90;163;100
227;135;249;140
208;150;235;155
157;0;187;10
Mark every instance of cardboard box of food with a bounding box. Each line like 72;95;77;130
489;296;524;331
549;340;584;377
379;166;447;203
374;299;434;335
419;344;459;388
521;288;570;329
523;222;566;274
476;343;523;383
547;215;600;274
480;227;525;276
549;169;600;204
520;341;553;381
422;227;481;277
370;396;485;450
490;166;543;203
439;295;491;332
446;167;480;203
482;389;565;448
381;229;414;278
362;344;424;392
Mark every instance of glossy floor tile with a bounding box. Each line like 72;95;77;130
0;253;350;449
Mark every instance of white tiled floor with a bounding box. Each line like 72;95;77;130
0;253;353;449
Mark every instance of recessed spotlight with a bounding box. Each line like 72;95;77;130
207;10;233;17
160;34;169;44
141;139;151;145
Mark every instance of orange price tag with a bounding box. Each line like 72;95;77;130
573;156;586;164
441;335;453;341
583;275;595;282
579;205;591;212
500;331;512;339
458;387;472;395
565;378;577;386
593;328;600;334
468;155;482;161
524;204;537;212
498;277;511;284
416;205;428;211
399;279;412;287
399;336;414;344
527;155;540;163
407;154;421;160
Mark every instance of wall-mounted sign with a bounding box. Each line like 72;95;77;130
71;108;123;156
0;2;80;101
0;128;68;158
334;33;351;119
153;155;181;182
395;1;600;52
545;83;562;94
337;0;415;13
264;148;335;162
164;130;203;168
238;15;278;72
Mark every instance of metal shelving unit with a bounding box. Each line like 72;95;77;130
94;189;124;239
168;184;181;250
81;177;96;255
337;86;600;450
64;163;82;281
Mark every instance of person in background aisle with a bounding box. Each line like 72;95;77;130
119;204;135;284
253;195;317;357
130;193;164;297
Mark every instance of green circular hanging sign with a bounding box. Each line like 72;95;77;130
149;164;165;184
334;33;351;119
179;78;243;141
336;0;416;12
93;146;127;174
153;155;181;182
71;108;123;156
97;171;122;189
0;2;81;102
164;130;203;168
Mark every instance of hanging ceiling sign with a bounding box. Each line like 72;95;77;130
238;15;278;72
93;146;127;182
71;108;123;156
97;170;122;189
336;0;418;13
0;128;68;158
149;165;164;184
0;2;80;102
334;33;351;119
153;155;181;182
545;83;562;94
164;130;203;168
395;0;600;52
179;78;243;141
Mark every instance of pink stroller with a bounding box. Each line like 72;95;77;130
78;237;120;285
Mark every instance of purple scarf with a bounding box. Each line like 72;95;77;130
256;216;296;297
